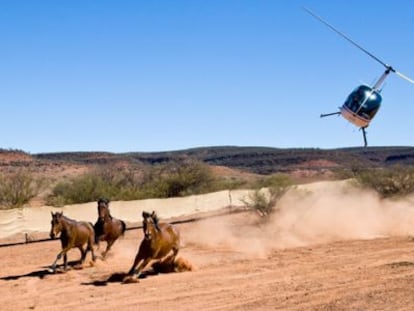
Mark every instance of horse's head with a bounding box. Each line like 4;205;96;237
50;211;64;239
97;198;110;221
142;211;160;240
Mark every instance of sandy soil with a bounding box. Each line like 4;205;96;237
1;210;414;311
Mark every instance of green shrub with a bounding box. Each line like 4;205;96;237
243;173;292;218
252;173;292;190
0;170;45;209
209;177;250;192
139;160;214;198
46;161;218;205
46;166;143;206
354;166;414;198
46;160;297;207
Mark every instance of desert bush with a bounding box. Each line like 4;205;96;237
0;170;45;209
46;166;143;206
46;161;218;205
252;173;292;190
209;177;250;192
243;173;292;218
46;159;297;207
333;163;367;180
353;166;414;198
139;160;215;198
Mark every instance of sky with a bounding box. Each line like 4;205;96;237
1;0;414;153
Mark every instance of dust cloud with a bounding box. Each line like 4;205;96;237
185;180;414;258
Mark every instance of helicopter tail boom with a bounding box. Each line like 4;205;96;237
320;111;341;118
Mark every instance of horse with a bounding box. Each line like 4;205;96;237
49;211;96;273
127;211;180;278
93;198;126;258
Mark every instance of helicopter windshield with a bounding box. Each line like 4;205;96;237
343;85;382;120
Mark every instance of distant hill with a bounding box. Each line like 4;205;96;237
23;146;414;175
4;146;414;207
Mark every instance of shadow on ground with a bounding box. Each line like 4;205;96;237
81;270;158;286
0;260;88;281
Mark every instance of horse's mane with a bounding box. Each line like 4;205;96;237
152;213;160;227
62;214;81;225
142;211;152;219
98;198;110;205
142;211;161;231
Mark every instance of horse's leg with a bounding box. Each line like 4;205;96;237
88;238;97;262
63;253;68;270
102;240;114;259
79;246;87;264
128;250;152;278
50;245;72;272
159;242;180;270
50;255;61;272
172;244;179;258
158;244;180;266
134;257;152;278
159;252;175;266
127;252;143;276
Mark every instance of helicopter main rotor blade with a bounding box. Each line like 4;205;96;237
395;70;414;84
303;7;389;69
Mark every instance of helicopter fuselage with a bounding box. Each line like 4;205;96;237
340;85;382;128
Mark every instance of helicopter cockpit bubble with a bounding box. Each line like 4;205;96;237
342;85;382;125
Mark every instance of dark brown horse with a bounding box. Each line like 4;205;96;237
127;211;180;278
93;198;126;258
49;212;96;272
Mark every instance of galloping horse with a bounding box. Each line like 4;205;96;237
49;212;96;272
93;198;126;258
127;211;180;278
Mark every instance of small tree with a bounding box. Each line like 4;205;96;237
243;173;292;218
140;160;214;198
0;170;45;209
46;165;143;206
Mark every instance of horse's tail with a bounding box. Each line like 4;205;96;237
92;221;101;245
86;222;99;245
121;220;127;236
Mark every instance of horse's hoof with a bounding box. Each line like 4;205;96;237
47;267;56;274
122;275;139;284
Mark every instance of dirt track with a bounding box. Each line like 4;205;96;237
2;211;414;311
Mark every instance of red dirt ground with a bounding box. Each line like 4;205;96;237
1;211;414;310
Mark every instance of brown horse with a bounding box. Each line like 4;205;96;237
127;211;180;278
93;198;126;258
49;212;96;272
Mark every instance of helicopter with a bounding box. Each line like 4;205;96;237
304;8;414;147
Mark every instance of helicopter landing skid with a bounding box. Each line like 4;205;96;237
320;111;369;147
361;127;368;147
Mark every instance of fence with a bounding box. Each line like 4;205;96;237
0;189;252;242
